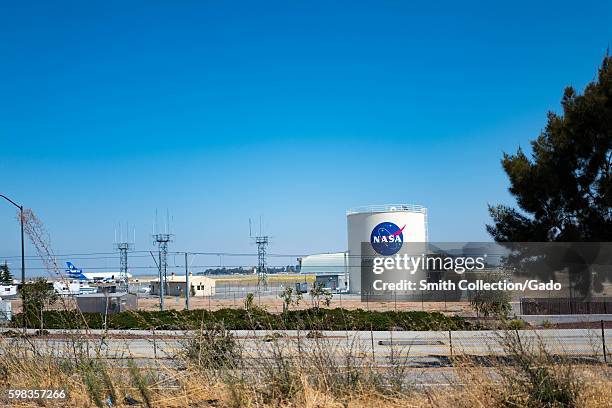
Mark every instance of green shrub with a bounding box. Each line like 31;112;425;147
179;323;240;369
504;319;527;330
13;307;470;331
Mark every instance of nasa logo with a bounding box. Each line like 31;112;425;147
370;222;406;256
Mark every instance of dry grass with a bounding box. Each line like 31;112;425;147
0;330;610;407
0;361;610;407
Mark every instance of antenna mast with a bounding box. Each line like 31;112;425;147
153;211;173;311
250;217;269;290
114;222;134;292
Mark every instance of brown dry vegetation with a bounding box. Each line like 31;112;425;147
0;328;610;408
0;356;610;407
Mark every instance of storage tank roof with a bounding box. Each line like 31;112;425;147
346;204;426;215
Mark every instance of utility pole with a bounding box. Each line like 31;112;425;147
19;206;24;331
185;252;190;310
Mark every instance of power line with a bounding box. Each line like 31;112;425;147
0;250;509;261
0;250;312;259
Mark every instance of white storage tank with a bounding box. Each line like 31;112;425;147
347;204;428;293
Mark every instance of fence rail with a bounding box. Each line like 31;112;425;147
521;297;612;315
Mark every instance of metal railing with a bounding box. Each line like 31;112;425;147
346;204;427;215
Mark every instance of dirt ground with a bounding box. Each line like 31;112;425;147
137;295;473;314
9;295;472;315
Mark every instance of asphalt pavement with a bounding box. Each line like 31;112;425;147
2;328;610;361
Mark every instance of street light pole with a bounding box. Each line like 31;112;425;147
0;195;26;332
20;205;25;286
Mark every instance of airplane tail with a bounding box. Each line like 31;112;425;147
65;262;86;280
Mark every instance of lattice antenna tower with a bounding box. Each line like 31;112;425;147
153;210;173;311
250;216;269;289
114;222;135;292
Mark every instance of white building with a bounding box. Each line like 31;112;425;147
0;285;18;298
150;273;216;297
53;281;97;296
299;252;349;293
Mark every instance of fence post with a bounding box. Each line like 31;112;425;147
370;323;375;362
602;320;608;364
389;328;394;364
444;290;447;312
297;329;301;355
394;291;397;312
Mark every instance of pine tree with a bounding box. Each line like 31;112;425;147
487;55;612;297
488;55;611;242
0;262;13;285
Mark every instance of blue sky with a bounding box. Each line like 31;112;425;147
1;1;611;275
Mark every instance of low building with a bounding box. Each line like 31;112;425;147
149;273;215;297
299;252;349;293
53;281;97;296
76;292;138;314
314;274;349;293
0;284;18;299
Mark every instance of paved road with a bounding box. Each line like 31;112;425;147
2;328;609;387
2;328;610;362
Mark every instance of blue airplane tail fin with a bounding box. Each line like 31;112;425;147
65;262;86;280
